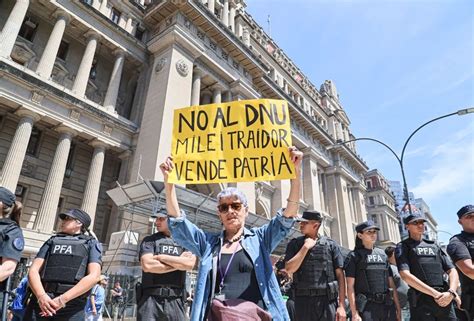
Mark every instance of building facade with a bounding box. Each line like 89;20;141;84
365;169;401;245
0;0;368;272
414;198;438;241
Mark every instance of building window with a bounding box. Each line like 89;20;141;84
135;26;145;41
57;41;69;61
371;214;378;223
64;143;76;178
368;196;375;205
18;16;38;42
110;8;121;24
26;127;41;156
366;181;372;189
14;185;27;203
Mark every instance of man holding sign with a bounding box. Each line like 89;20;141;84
158;99;302;321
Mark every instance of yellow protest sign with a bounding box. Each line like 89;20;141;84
168;99;295;184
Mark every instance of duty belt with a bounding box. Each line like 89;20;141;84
366;292;388;304
143;287;183;297
295;288;327;297
43;283;75;294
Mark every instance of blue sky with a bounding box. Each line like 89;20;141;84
247;0;473;244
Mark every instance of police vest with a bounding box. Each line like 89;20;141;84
355;248;389;294
142;234;186;289
294;236;336;290
41;234;93;285
404;240;444;288
0;219;20;291
452;233;474;294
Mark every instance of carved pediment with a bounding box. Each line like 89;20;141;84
11;38;36;66
51;59;70;84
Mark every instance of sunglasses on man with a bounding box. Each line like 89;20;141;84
217;202;243;213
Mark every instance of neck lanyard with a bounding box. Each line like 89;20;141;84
218;241;241;292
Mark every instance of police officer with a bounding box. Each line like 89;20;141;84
285;210;346;321
25;209;102;321
396;212;460;321
138;210;196;321
0;187;24;314
344;220;401;321
447;204;474;320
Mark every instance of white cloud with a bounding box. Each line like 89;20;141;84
411;125;474;200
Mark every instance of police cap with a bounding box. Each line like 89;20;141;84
457;205;474;218
59;209;92;228
297;210;322;222
0;187;16;207
355;220;380;233
403;212;427;225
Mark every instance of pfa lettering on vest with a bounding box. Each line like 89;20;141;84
52;245;73;254
416;247;436;256
367;254;384;263
159;244;181;256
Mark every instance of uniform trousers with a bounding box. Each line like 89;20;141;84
294;295;336;321
361;302;391;321
137;295;186;321
409;294;457;321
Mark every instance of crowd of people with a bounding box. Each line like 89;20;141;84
0;147;473;321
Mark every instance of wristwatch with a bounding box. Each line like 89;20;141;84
448;289;457;298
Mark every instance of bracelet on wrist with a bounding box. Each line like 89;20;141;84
286;198;300;205
448;289;457;298
58;295;66;308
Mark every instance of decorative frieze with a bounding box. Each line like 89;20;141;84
155;57;167;73
175;59;189;77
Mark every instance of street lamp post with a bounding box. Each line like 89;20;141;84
336;108;473;215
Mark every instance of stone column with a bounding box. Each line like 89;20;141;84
223;90;232;102
302;149;322;211
72;32;100;98
201;89;212;105
36;11;70;79
191;68;202;106
81;141;107;224
0;0;30;58
125;16;133;33
208;0;215;14
117;150;132;184
242;27;250;46
229;5;236;31
35;127;76;232
222;0;229;26
99;0;108;12
0;109;40;191
103;49;125;112
212;85;222;103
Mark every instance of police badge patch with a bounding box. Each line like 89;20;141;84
13;237;24;251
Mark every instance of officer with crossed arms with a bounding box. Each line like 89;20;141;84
138;210;196;321
395;212;460;321
285;210;346;321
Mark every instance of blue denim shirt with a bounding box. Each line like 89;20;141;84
168;209;295;321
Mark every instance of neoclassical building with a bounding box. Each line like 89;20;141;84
0;0;368;271
364;169;401;246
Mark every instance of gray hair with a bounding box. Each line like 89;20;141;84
216;187;248;208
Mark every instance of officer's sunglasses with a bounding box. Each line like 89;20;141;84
217;203;243;213
60;215;80;223
409;220;425;226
